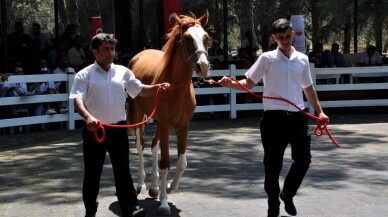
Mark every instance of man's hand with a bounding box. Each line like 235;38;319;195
1;73;9;82
217;76;233;88
158;82;170;90
85;116;100;131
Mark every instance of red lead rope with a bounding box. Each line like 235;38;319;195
94;78;339;147
210;77;340;148
94;87;164;143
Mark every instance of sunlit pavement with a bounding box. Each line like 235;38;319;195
1;114;387;217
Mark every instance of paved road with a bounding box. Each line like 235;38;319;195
1;114;388;217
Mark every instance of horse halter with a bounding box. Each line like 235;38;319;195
182;39;207;64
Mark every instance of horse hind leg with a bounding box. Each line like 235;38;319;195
135;126;147;194
148;128;160;198
167;126;188;194
157;126;172;216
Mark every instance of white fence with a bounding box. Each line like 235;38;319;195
1;65;388;131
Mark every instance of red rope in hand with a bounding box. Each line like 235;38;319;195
94;83;194;143
211;77;340;148
94;86;165;143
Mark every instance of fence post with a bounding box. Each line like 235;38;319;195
309;64;316;115
67;73;75;130
229;64;237;119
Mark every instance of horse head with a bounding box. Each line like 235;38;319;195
169;10;210;78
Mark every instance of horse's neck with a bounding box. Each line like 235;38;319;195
161;51;193;85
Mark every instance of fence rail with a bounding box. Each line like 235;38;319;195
1;65;387;131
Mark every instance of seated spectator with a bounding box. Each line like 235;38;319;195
327;42;346;67
52;54;70;91
357;45;383;66
308;42;329;68
4;64;44;118
30;67;62;115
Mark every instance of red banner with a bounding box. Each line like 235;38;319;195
163;0;181;34
91;16;103;36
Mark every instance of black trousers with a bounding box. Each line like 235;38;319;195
82;121;138;216
260;111;311;210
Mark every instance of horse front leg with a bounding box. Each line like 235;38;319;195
149;129;160;198
135;126;147;194
167;125;188;194
158;126;171;216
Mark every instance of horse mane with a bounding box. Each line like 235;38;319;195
161;13;201;71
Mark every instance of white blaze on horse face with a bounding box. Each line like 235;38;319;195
188;25;209;77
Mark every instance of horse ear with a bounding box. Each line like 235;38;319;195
172;13;183;26
198;9;209;27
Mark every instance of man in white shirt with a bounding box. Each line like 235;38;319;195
70;33;169;217
218;19;328;217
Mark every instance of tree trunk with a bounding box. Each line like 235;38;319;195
256;0;273;51
373;0;383;53
311;0;320;45
114;0;133;54
64;0;78;24
237;0;255;45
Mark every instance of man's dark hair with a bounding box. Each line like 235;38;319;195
32;23;41;29
91;33;118;50
272;18;292;34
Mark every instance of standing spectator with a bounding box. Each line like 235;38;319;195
67;35;88;71
208;40;224;56
47;40;66;70
327;42;346;67
357;45;383;66
28;22;53;53
218;19;328;217
7;21;32;69
241;30;259;62
308;42;329;68
69;33;170;217
59;23;78;52
52;54;70;113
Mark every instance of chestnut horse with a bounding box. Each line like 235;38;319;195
127;10;209;215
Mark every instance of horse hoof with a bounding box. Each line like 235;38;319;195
149;187;159;198
157;206;171;216
137;184;147;195
167;182;177;194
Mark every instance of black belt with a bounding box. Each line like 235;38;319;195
264;110;301;115
112;121;127;125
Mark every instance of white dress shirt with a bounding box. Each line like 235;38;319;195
245;47;313;111
69;62;144;124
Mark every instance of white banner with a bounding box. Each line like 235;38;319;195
290;15;306;54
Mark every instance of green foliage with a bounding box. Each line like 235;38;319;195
5;0;55;36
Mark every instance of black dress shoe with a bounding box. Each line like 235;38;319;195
131;207;146;217
280;193;297;216
84;212;96;217
267;208;279;217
